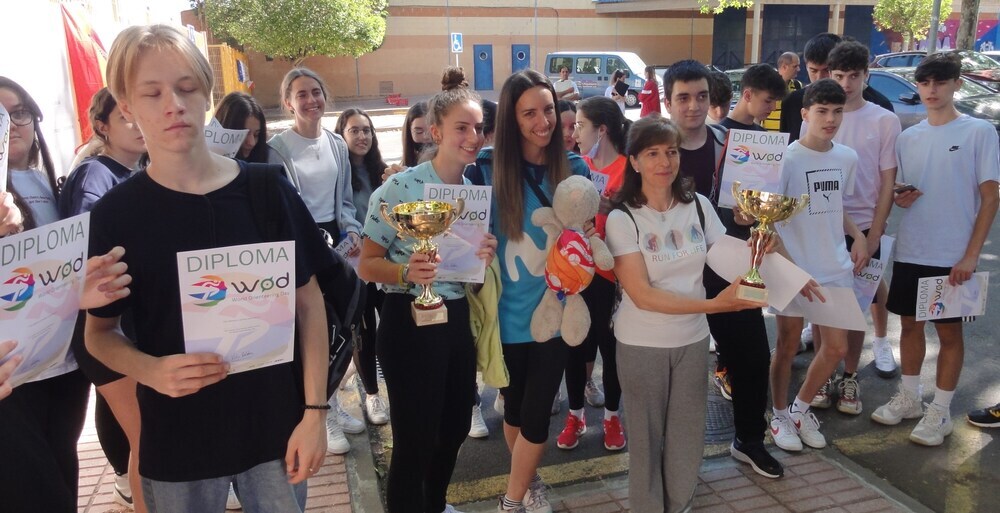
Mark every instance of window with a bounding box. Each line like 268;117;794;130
549;57;573;74
868;74;913;104
576;57;601;75
606;56;625;75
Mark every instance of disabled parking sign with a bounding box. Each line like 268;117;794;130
451;33;463;53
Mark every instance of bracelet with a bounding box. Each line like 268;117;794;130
303;404;332;410
397;263;410;287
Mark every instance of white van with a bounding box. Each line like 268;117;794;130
544;51;656;108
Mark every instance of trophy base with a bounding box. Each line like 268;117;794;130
412;303;448;326
736;281;768;303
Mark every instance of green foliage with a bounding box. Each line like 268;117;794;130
873;0;954;50
698;0;754;14
204;0;388;65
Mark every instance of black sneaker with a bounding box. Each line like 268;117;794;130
968;403;1000;428
731;439;784;478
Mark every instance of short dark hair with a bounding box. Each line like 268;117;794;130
215;91;269;163
482;99;498;137
663;59;711;99
741;64;787;100
803;33;842;65
827;41;869;73
708;70;733;109
803;78;846;108
915;52;963;82
578;96;631;155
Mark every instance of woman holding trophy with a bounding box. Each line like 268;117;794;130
358;67;497;513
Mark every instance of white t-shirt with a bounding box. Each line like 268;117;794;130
10;169;59;227
604;86;626;114
276;129;339;223
775;141;857;283
802;102;901;230
606;194;725;348
894;114;1000;267
554;79;579;98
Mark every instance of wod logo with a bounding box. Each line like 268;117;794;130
188;275;228;307
0;267;34;311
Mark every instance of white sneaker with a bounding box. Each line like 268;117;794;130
836;374;863;415
871;385;923;425
584;379;605;408
365;394;389;425
872;339;898;378
226;482;241;510
337;404;365;434
113;473;132;507
469;403;489;438
494;393;505;415
524;482;553;513
339;360;358;390
769;415;803;452
326;414;350;454
801;323;814;344
790;408;827;449
910;403;954;446
709;335;717;353
442;505;465;513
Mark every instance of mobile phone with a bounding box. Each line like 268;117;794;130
894;183;917;194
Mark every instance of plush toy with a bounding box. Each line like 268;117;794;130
530;175;614;346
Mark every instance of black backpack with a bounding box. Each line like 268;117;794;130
245;163;366;400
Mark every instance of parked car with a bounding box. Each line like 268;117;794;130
872;50;1000;90
544;51;658;107
866;67;1000;132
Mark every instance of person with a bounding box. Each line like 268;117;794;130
606;115;767;512
333;108;391;433
0;76;131;513
968;402;1000;428
214;91;269;163
803;41;902;417
605;69;627;114
483;98;498;146
555;96;627;452
59;86;148;511
553;66;580;102
779;33;894;143
359;66;497;513
85;24;332;512
558;100;579;153
707;70;733;125
769;79;867;454
382;101;433;180
267;67;366;452
762;52;803;131
711;63;790;478
638;66;661;118
466;69;590;513
872;52;999;446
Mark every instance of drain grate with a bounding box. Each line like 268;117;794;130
704;395;735;443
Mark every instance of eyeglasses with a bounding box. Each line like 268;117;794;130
7;108;34;127
347;127;373;137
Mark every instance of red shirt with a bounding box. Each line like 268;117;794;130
639;80;661;118
585;154;627;282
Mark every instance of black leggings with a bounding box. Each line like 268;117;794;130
354;283;384;395
501;339;568;444
377;294;475;513
565;276;620;411
0;370;90;513
705;267;771;444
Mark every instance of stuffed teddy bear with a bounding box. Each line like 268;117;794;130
530;175;614;346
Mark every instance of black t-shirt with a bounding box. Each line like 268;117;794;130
88;162;334;482
780;85;895;143
679;127;716;198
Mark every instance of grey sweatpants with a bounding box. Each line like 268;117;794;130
617;337;709;513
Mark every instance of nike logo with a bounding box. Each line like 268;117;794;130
793;419;802;429
949;145;960;151
770;426;780;435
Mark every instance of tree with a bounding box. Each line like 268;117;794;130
203;0;388;66
698;0;754;14
874;0;954;51
955;0;981;50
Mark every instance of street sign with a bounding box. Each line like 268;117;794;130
451;33;463;53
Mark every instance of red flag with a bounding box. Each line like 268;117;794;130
61;4;107;146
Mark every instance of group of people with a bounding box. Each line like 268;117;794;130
1;21;999;513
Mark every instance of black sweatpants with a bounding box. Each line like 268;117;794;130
704;267;771;444
0;370;90;513
376;294;476;513
566;276;621;411
354;283;384;395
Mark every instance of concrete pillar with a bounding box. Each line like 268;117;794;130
831;2;842;34
751;1;762;63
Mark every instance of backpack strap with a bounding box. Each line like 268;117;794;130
694;194;706;233
613;203;639;243
708;124;730;205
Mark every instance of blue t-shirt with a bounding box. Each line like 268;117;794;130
465;148;589;343
363;160;469;299
59;155;133;218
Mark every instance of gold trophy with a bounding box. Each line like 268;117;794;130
380;199;465;326
731;181;809;303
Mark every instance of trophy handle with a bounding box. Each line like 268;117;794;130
446;198;466;228
731;181;748;212
781;194;810;226
380;201;404;233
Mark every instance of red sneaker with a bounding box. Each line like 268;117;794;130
556;412;586;449
603;415;626;450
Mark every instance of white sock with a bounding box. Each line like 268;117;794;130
773;406;790;420
791;397;811;415
873;336;888;345
570;408;584;419
901;374;921;397
604;408;619;420
932;388;955;410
